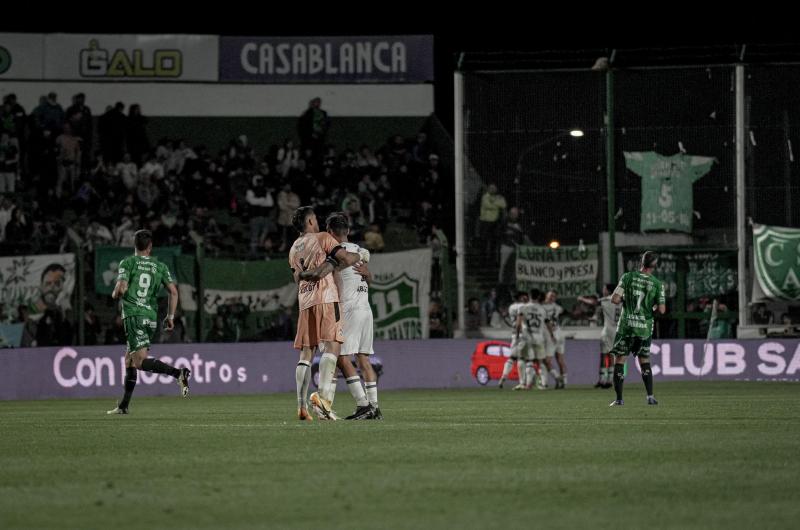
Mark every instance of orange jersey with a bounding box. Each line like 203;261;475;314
289;231;341;310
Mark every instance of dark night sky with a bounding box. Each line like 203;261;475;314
3;6;798;132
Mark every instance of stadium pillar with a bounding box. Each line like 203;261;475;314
735;65;747;332
196;243;205;342
454;71;466;336
77;246;85;346
605;69;617;282
453;72;465;336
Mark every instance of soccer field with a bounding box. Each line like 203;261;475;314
2;382;798;530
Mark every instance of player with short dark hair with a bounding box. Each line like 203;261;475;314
608;251;666;406
107;229;190;414
307;212;380;420
289;206;364;421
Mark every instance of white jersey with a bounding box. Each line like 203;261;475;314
522;302;547;343
542;302;564;330
599;295;621;337
508;302;529;336
334;242;370;312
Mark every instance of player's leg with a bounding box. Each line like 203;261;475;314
357;353;381;418
555;352;567;388
108;317;141;414
500;332;522;388
338;356;372;419
524;360;535;390
543;353;559;389
296;346;314;421
596;336;608;388
514;348;527;391
499;354;518;388
610;335;636;406
602;332;616;388
542;336;560;388
309;303;346;419
523;343;537;390
610;353;626;406
529;344;546;389
638;337;657;404
135;350;190;396
498;355;515;388
293;309;314;421
134;317;188;394
108;351;139;414
355;310;380;417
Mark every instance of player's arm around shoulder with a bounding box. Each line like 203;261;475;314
318;232;363;268
353;261;372;284
298;261;335;282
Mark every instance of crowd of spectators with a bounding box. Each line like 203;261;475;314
0;92;452;346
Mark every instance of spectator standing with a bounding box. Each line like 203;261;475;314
297;97;330;161
65;93;93;169
276;182;300;251
478;183;507;265
126;104;150;165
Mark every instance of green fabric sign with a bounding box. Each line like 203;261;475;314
622;251;736;301
94;246;181;295
515;244;599;297
623;151;715;233
368;248;432;339
176;257;297;342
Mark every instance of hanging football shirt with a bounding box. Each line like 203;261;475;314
623;151;715;233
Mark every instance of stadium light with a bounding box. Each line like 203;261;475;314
514;128;585;206
549;240;560;249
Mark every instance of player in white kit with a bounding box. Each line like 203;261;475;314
543;290;567;389
497;291;530;389
521;289;550;390
334;236;382;419
579;284;620;388
299;212;377;420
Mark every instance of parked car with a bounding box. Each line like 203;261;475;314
470;340;516;385
311;354;384;388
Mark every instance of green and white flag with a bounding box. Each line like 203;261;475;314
515;244;598;297
368;248;432;339
176;257;297;342
623;151;715;233
753;224;800;301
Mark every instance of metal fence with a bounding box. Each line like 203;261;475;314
455;62;800;338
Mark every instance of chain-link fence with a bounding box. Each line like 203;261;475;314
457;63;800;338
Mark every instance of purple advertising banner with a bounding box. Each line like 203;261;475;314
1;339;799;401
218;35;433;83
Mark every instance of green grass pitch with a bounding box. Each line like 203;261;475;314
2;382;798;529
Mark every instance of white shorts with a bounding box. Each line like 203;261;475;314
529;342;546;361
510;331;533;358
601;330;616;354
341;308;374;355
545;329;565;356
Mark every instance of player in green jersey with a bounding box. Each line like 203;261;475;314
106;230;190;414
609;251;666;406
